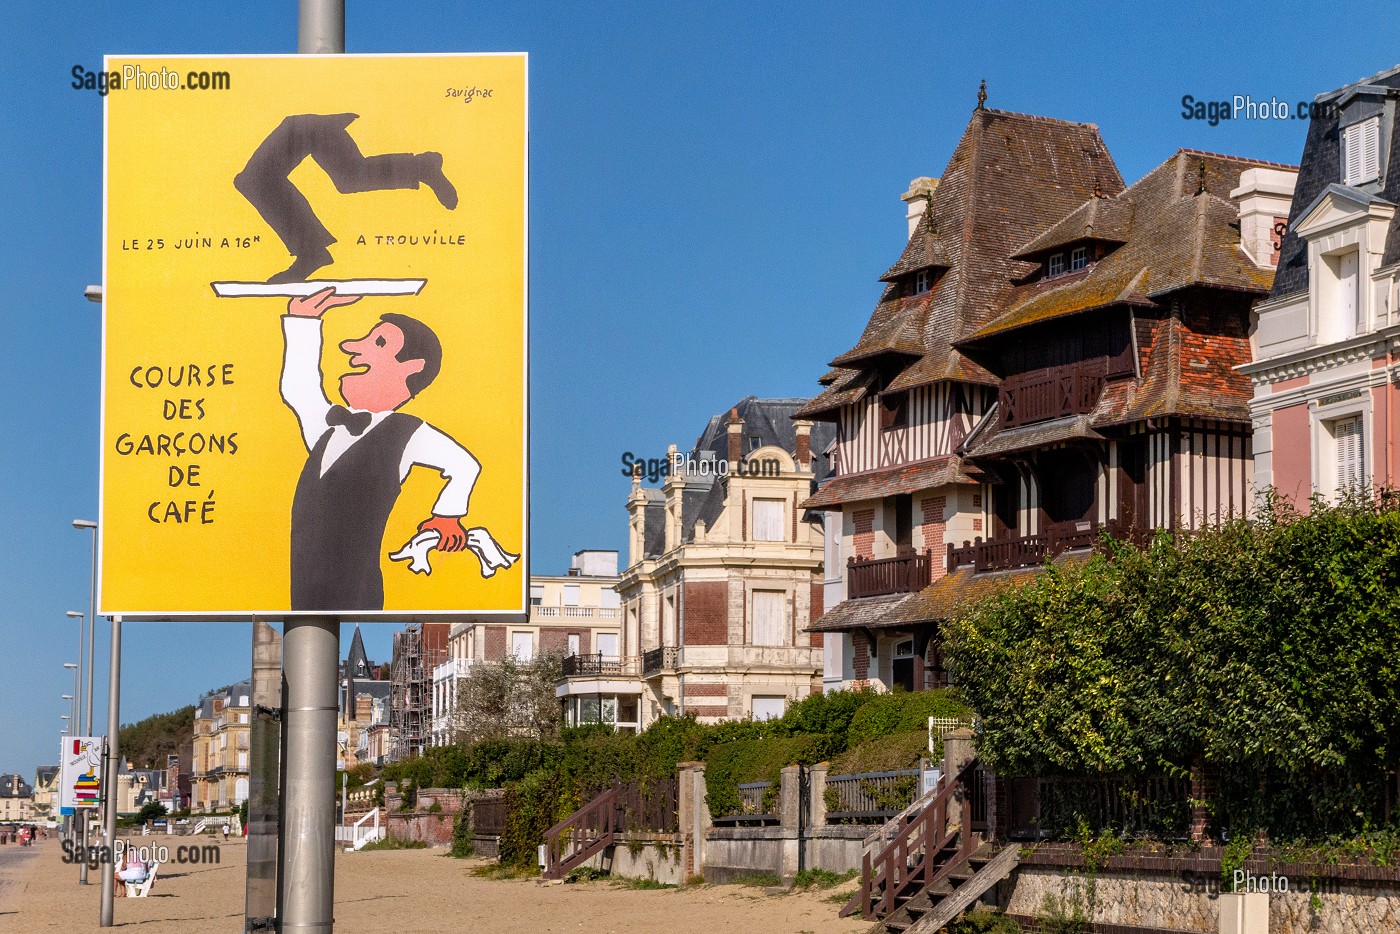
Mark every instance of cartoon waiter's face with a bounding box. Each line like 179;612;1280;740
338;321;424;413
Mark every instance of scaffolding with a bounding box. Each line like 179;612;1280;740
388;623;449;760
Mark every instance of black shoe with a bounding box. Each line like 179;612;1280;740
418;152;458;209
267;248;333;284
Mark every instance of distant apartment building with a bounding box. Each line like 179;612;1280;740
1245;66;1400;503
432;550;621;744
0;774;34;822
797;103;1296;693
556;398;833;729
114;763;166;816
191;680;251;812
340;626;390;769
31;766;58;822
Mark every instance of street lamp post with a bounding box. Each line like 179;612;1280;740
62;665;78;844
72;522;96;735
66;611;89;885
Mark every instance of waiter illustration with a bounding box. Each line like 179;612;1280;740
280;287;515;611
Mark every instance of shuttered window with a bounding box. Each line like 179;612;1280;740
1336;416;1365;493
751;590;787;646
752;498;784;541
1343;118;1381;186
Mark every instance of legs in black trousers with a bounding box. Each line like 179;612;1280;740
235;113;457;283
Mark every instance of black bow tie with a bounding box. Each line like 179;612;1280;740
327;405;373;436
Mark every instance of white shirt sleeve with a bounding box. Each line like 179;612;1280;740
280;316;333;451
400;422;480;517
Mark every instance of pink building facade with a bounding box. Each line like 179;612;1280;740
1245;67;1400;505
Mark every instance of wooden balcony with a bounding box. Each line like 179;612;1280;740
999;362;1106;429
947;520;1144;574
847;549;934;598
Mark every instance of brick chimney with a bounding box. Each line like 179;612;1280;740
726;408;745;466
1230;166;1297;267
901;176;939;239
793;419;812;473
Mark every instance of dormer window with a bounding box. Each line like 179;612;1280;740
1070;246;1087;271
1342;117;1381;186
907;266;929;295
1047;253;1066;277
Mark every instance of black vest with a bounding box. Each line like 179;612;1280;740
290;412;422;611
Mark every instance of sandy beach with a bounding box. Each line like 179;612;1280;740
0;838;867;934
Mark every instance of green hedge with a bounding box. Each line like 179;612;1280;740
943;494;1400;839
845;690;970;747
704;734;838;817
827;729;930;776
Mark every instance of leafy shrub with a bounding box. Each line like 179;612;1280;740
827;730;930;775
845;689;970;747
703;734;837;818
946;908;1022;934
944;494;1400;839
449;808;474;858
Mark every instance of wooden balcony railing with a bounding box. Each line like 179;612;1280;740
947;520;1145;574
999;362;1106;429
847;549;934;598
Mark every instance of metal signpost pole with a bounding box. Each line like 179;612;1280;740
279;12;345;933
98;616;121;926
280;618;339;934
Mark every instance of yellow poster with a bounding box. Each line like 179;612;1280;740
101;54;527;620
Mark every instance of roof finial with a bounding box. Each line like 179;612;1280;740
976;79;987;111
1196;157;1207;196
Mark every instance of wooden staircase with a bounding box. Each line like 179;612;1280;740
842;759;1020;933
541;784;621;880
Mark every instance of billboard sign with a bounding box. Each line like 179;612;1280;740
100;54;528;620
59;736;106;810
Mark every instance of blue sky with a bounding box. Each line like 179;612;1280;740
1;1;1396;778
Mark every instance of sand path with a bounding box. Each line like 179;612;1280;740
0;838;867;934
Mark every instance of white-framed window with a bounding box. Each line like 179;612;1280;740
567;633;580;657
1070;246;1087;271
510;630;535;661
1335;415;1366;493
1047;253;1065;277
563;584;580;606
751;695;786;721
751;590;787;646
596;633;618;658
530;584;544;606
913;269;930;294
600;588;620;609
752;498;785;541
1342;117;1382;186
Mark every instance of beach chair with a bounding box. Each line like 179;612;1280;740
124;862;159;898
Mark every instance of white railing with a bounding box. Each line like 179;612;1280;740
192;818;208;834
532;606;619;620
335;807;384;851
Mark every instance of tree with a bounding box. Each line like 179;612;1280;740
136;800;168;823
452;652;563;745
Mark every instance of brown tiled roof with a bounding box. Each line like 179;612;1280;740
1011;195;1134;259
793;367;876;420
892;551;1094;628
880;208;954;281
1092;299;1255;426
807;593;914;633
964;415;1104;459
966;150;1279;343
800;456;982;510
822;109;1123;391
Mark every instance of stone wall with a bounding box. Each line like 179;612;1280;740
1001;845;1400;934
383;785;464;847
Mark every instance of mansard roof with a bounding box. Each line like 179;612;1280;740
1272;65;1400;299
811;109;1122;394
966;150;1283;343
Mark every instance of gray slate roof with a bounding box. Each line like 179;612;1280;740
1272;64;1400;299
